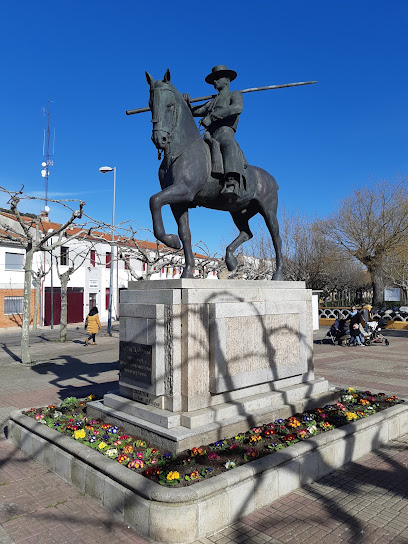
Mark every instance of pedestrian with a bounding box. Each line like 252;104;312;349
85;307;101;346
362;303;373;332
349;306;364;346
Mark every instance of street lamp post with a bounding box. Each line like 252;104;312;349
47;229;54;329
99;166;116;335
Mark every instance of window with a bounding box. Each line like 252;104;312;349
5;252;24;270
60;246;69;266
4;296;24;315
89;293;97;309
90;250;96;267
106;253;111;268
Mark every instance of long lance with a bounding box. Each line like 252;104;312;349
125;80;317;115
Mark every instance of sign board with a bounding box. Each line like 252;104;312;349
89;279;98;289
119;341;153;386
384;288;400;302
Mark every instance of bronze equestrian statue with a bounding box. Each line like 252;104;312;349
144;67;285;279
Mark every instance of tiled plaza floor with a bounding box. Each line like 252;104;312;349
0;326;407;544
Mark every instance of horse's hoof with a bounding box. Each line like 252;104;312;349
163;234;181;250
181;268;194;279
225;254;238;272
272;271;284;281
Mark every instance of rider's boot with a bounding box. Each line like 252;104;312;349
221;176;239;200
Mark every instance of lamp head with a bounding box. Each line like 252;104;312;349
99;166;114;174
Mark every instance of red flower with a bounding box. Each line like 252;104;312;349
283;434;296;442
264;429;276;436
145;467;161;477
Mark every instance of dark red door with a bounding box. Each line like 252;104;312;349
67;289;84;323
44;288;61;326
44;288;83;325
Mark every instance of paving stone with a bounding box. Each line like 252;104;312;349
1;327;408;543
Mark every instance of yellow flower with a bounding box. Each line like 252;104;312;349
166;471;180;481
98;442;108;450
348;387;355;392
74;429;86;440
345;412;358;421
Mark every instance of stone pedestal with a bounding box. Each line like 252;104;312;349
88;280;331;453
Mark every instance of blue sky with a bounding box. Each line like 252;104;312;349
1;1;407;254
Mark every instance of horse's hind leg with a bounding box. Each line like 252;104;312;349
259;203;283;280
225;209;256;272
171;204;195;278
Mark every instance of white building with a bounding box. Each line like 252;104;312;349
0;210;217;328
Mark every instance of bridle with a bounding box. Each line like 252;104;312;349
150;83;205;164
150;85;178;158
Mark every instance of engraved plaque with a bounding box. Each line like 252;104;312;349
119;341;153;386
225;313;300;374
132;389;163;408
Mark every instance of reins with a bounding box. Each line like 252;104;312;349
151;85;202;163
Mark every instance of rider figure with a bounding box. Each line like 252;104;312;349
184;65;246;200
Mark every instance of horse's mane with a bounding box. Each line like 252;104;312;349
154;79;202;154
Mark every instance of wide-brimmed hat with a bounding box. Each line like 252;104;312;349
205;65;237;84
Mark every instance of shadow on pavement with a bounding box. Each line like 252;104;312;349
31;355;119;400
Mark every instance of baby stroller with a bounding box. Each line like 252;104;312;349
364;320;390;346
324;317;350;345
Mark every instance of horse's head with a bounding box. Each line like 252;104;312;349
145;69;179;151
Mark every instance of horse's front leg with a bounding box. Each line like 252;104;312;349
171;204;194;278
149;184;194;249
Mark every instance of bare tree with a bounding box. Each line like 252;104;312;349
0;187;90;363
31;263;50;330
320;179;408;305
54;242;95;342
384;243;408;304
115;225;183;280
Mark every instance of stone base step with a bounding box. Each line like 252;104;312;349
88;381;337;453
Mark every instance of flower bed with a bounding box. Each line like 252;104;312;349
24;388;403;488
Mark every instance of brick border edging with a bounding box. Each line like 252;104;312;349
8;403;408;543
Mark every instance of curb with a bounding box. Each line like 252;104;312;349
8;401;408;543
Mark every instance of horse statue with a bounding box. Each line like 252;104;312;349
145;69;283;280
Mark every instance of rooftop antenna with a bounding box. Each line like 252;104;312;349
41;99;55;209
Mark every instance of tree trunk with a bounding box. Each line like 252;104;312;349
21;248;34;364
371;269;385;306
32;275;41;330
60;273;69;342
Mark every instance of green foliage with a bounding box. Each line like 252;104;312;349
60;396;81;408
